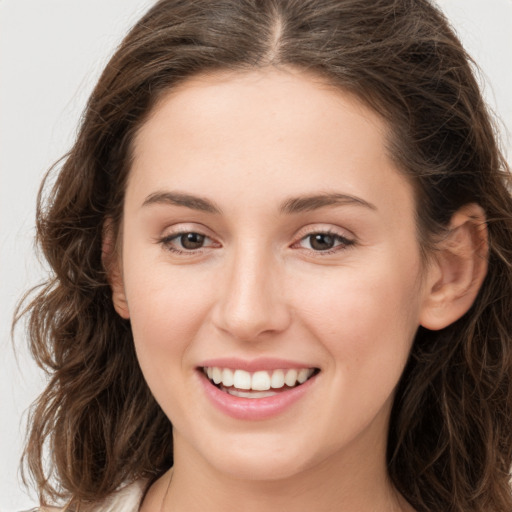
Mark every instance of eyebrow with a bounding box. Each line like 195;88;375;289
279;193;377;214
141;190;376;215
142;191;222;214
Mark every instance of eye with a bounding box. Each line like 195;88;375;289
159;231;217;253
176;232;206;250
298;232;354;252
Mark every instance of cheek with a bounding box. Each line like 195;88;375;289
123;261;215;370
281;257;424;450
123;266;216;423
295;257;422;374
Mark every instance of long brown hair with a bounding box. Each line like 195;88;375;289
16;1;512;510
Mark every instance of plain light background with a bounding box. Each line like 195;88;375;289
1;1;511;510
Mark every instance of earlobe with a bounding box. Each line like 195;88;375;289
420;203;488;331
102;219;130;320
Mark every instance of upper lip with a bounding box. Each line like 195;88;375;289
198;357;318;372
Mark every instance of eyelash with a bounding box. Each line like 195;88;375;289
158;231;217;255
157;229;355;256
293;230;356;255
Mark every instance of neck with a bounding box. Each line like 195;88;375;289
142;433;414;512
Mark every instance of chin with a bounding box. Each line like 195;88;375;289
187;428;330;483
210;450;314;482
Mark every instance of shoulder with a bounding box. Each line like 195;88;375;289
23;508;66;512
24;479;148;512
19;508;60;512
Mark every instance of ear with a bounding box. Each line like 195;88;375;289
419;203;488;331
102;219;130;319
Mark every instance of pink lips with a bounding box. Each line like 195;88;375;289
200;357;315;372
198;358;318;421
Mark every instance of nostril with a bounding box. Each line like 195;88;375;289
210;272;292;340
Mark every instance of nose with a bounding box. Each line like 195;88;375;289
211;244;292;342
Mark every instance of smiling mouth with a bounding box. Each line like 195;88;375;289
202;366;320;398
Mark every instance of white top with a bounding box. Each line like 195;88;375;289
22;479;147;512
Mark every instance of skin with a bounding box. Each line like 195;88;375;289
108;68;487;512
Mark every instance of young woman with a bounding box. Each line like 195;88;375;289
18;0;512;511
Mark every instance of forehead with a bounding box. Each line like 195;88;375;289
134;68;388;159
128;68;414;222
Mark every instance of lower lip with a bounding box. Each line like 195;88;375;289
198;370;318;421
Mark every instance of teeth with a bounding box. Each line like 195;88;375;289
270;369;285;388
225;388;277;398
212;367;222;384
233;369;252;390
284;369;298;387
252;371;271;391
204;366;315;392
221;368;234;387
297;368;310;384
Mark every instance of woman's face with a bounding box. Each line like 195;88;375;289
114;69;433;481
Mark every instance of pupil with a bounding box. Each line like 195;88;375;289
181;233;205;250
310;233;334;251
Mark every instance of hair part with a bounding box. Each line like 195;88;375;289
16;1;512;510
